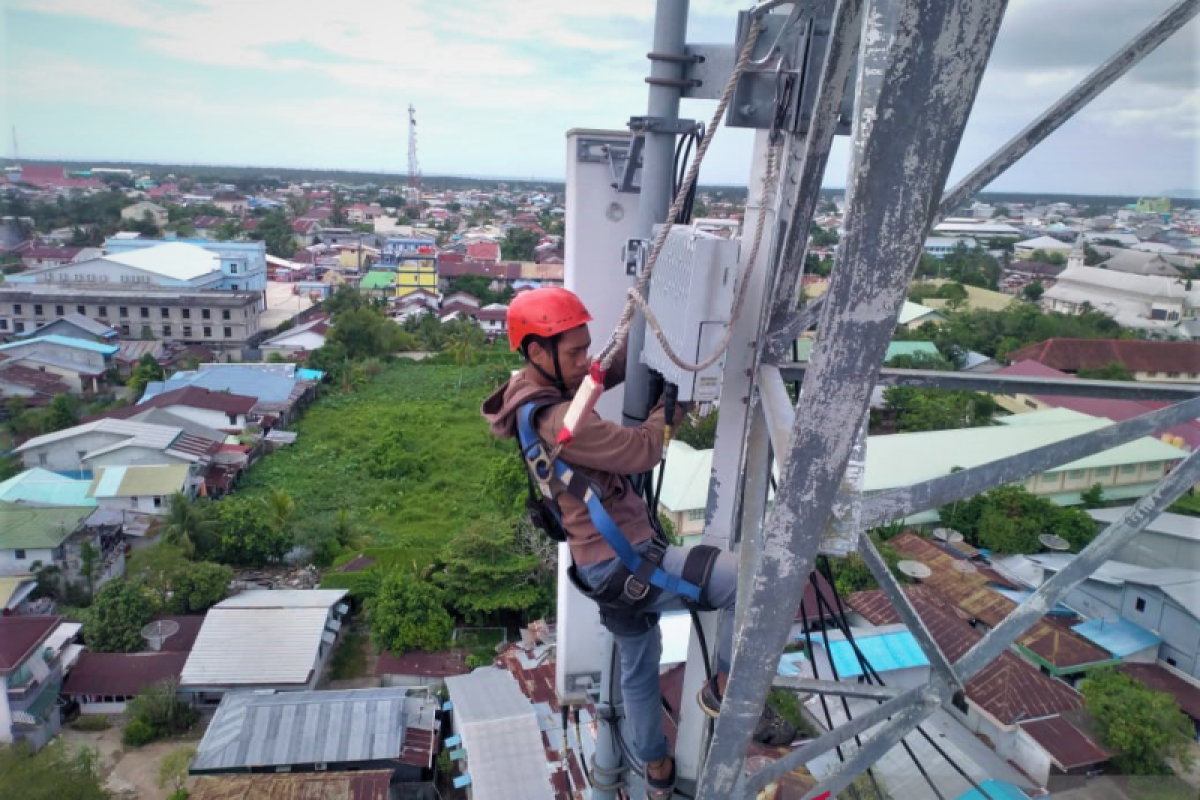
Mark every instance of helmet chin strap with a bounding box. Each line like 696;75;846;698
527;338;568;394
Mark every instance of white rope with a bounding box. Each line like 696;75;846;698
597;17;767;373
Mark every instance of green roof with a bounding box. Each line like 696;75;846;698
0;469;97;507
794;339;940;363
864;410;1188;493
88;465;191;499
359;271;397;290
0;502;93;550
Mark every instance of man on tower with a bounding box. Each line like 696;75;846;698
482;287;793;799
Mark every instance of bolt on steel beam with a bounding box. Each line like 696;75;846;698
955;447;1200;683
861;395;1200;527
694;1;1010;796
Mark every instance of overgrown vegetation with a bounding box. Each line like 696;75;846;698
0;740;109;800
328;629;369;680
766;689;818;739
1081;669;1194;777
940;484;1098;553
122;679;199;747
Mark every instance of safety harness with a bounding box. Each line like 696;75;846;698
516;400;721;636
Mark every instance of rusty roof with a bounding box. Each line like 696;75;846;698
62;651;188;697
1120;663;1200;720
375;648;469;679
189;771;392;800
888;534;1110;670
1019;716;1111;770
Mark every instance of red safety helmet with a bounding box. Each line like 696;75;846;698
507;287;593;351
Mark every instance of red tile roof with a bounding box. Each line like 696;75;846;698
0;616;62;675
0;362;72;395
1120;663;1200;721
62;651;188;697
1019;716;1111;770
1007;339;1200;375
291;219;318;233
374;649;469;679
144;385;256;415
190;771;392;800
466;241;501;262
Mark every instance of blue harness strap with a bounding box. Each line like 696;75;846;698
517;402;702;604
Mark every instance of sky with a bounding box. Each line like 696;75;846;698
1;0;1196;195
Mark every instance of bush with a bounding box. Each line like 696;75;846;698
167;791;189;800
122;719;158;747
70;715;112;732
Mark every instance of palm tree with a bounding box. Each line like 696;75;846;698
161;493;215;558
264;487;296;537
446;323;485;393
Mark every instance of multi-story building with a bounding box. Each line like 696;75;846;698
102;238;268;292
0;285;262;348
0;616;82;752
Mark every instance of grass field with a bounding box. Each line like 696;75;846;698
238;357;518;573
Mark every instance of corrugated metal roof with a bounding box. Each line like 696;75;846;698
181;606;332;687
1072;617;1163;657
0;575;36;609
445;669;557;800
1088;507;1200;543
0;502;93;550
16;418;181;453
0;335;119;356
1019;716;1110;770
87;464;190;498
146;368;302;404
0;468;96;507
105;241;222;281
191;688;437;772
216;589;348;609
189;771;393;800
826;631;930;678
951;780;1034;800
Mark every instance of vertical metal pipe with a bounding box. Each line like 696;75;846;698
621;0;691;428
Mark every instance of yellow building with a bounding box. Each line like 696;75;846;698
396;257;438;297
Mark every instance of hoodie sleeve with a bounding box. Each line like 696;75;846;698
542;397;681;475
601;343;627;390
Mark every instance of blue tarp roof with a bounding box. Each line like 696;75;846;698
0;335;119;355
952;780;1031;800
828;632;930;678
777;652;807;677
1072;617;1162;657
296;368;324;382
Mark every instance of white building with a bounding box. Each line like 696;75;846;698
87;464;194;515
16;419;216;474
259;315;330;357
1041;265;1192;334
1014;235;1073;259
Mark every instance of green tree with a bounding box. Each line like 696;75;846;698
209;495;292;566
214;218;241;241
1077;362;1135;382
1082;669;1194;775
882;387;996;432
446;322;486;392
86;580;154;652
263;487;297;538
674;409;720;450
435;516;552;624
128;353;165;399
127;543;231;613
369;574;455;653
1081;483;1106;509
157;747;196;795
1022;281;1045;302
250;208;296;258
0;740;109;800
160;493;216;558
1031;248;1067;266
124;679;198;746
328;306;412;360
501;227;540;260
44;393;78;433
78;541;99;601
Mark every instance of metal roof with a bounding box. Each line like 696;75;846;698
146;368;303;404
825;631;930;678
0;615;61;675
445;669;557;800
0;468;96;507
87;464;191;498
0;501;93;550
62;651;188;697
1019;716;1110;770
0;575;37;609
1088;507;1200;543
104;241;222;281
216;589;348;609
181;594;344;688
951;780;1037;800
0;335;119;356
16;418;182;454
189;771;393;800
191;688;437;772
897;300;944;325
1071;617;1162;657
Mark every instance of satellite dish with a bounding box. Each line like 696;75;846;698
952;560;978;576
140;619;180;652
1039;533;1070;551
897;560;933;581
933;528;965;544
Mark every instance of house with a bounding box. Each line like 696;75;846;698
61;615;201;714
931;220;1023;240
1040;266;1189;334
991;360;1200;451
112;340;165;378
190;688;438;781
923;237;978;258
9;241;226;291
896;300;946;329
120;201;168;227
16;419;218;474
190;772;394;800
1014;235;1073;259
445;668;558;800
357;270;397;297
346;203;386;224
0;502;104;579
132;385;257;432
779;625;932;690
0;362;72;405
657;440;714;542
1006;338;1200;383
211;193;248;216
0;616;82;751
466;240;501;263
13;243;87;271
476;303;508;340
0;468;95;507
14;313;118;343
87;464;194;515
1086;507;1200;570
0;335;118;394
1025;553;1200;680
179;589;349;702
1097;248;1186;278
375;648;470;688
143;363;318;428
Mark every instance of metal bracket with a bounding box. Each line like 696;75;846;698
623;238;649;277
628;115;702;136
574;136;643;193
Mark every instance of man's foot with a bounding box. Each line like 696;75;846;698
646;756;676;799
697;676;797;746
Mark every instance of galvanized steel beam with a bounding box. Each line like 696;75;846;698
860;395;1200;527
773;676;906;701
695;2;1009;796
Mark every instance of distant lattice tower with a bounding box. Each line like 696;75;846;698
407;104;422;196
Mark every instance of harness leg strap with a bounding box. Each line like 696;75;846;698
679;545;722;611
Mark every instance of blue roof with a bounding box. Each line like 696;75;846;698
296;368;325;382
777;652;807;677
0;335;119;356
1072;617;1162;658
828;632;930;678
144;368;299;404
953;780;1031;800
0;468;97;507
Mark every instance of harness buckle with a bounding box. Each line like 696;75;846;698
623;574;650;603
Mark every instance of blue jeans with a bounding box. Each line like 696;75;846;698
578;542;738;764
